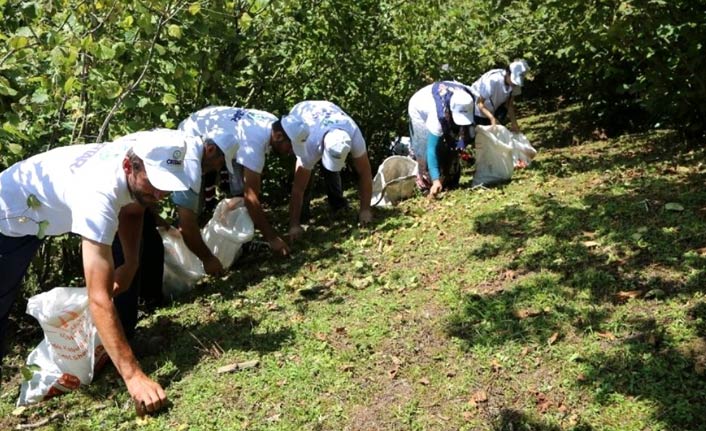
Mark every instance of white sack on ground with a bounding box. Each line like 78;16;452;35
17;287;108;406
472;125;537;186
161;197;254;298
371;156;419;207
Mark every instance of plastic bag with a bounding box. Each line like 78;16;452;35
202;198;255;268
17;287;108;406
161;197;254;298
472;125;537;186
160;227;205;297
511;133;538;168
472;125;515;186
371;156;419;207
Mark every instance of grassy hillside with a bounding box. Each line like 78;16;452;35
2;101;706;430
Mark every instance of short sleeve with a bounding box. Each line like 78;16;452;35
172;188;200;214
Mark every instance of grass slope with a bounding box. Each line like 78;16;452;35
2;102;706;430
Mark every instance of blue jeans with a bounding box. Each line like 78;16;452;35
0;233;42;365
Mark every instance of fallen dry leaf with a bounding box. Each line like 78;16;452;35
582;240;600;248
514;308;542;319
597;331;616;340
547;332;560;346
388;366;399;379
615;290;642;302
469;390;488;405
419;377;430;385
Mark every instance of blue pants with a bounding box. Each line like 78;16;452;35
0;233;42;365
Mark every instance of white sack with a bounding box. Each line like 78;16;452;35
371;156;419;207
472;125;537;186
18;287;108;406
161;197;254;298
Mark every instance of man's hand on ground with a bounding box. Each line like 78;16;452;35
288;225;304;242
429;180;443;199
358;208;373;226
269;236;290;257
202;255;225;276
126;372;167;417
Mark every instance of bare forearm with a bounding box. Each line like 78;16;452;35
182;228;214;262
89;294;140;380
244;195;277;241
289;189;305;228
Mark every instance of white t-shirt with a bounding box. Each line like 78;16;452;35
408;84;444;137
470;69;513;117
0;142;136;244
179;107;275;174
289;101;367;170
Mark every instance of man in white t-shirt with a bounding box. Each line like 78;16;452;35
470;59;529;132
179;107;309;257
286;101;373;241
109;129;239;336
408;81;475;197
0;132;193;415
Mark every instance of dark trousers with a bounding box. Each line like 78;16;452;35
301;164;348;222
0;233;42;365
113;211;164;339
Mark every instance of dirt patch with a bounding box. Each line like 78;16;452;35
345;379;414;431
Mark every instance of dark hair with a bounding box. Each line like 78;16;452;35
271;120;284;134
126;149;144;172
203;138;225;157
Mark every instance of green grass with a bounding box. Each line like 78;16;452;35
2;101;706;430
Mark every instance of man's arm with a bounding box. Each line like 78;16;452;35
476;96;497;126
352;153;373;224
176;206;224;275
242;167;290;256
82;238;166;415
113;203;144;296
288;160;312;241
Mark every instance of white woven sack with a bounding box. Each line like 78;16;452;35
472;125;515;186
18;287;108;406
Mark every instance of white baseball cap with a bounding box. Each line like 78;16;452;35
203;130;239;175
450;91;473;126
509;59;529;86
322;129;352;172
130;132;191;191
281;115;309;150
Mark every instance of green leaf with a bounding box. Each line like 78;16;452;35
30;88;50;104
0;76;17;96
98;42;115;60
21;364;40;381
36;220;49;239
188;3;201;15
26;194;41;209
167;24;182;39
162;93;177;104
665;202;684;212
8;143;23;155
137;97;150;108
64;76;77;94
121;15;134;28
102;81;122;99
9;35;29;50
